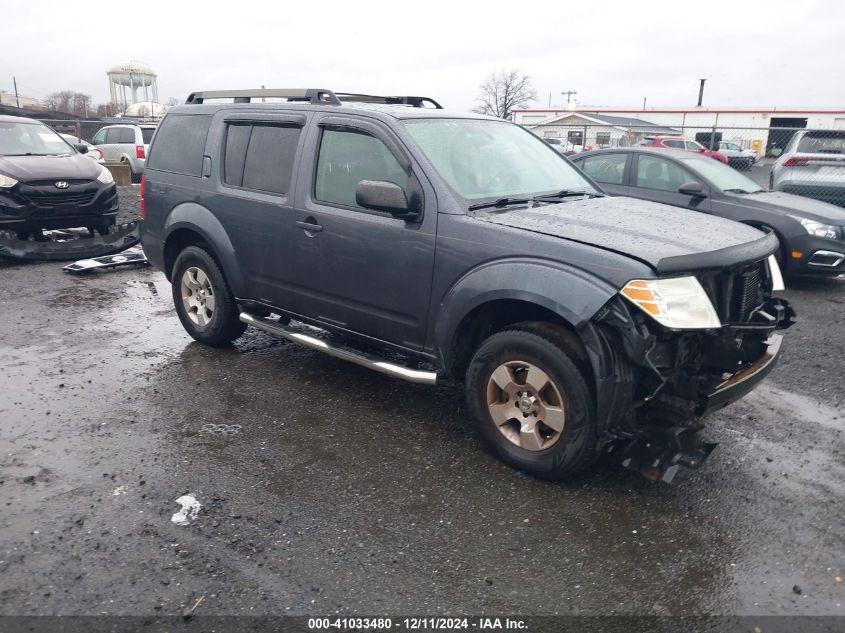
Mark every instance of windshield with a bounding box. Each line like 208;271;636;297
680;155;763;193
720;142;741;151
402;118;595;202
0;121;74;156
686;140;705;151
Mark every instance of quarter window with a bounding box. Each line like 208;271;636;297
146;114;212;177
635;155;695;192
315;128;408;209
579;154;627;185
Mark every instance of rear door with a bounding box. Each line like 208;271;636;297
627;153;712;212
574;153;630;196
208;112;311;307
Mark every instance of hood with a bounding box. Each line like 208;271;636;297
735;191;845;225
472;196;777;275
0;153;102;183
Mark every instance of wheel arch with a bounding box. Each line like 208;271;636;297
433;258;618;378
161;203;246;295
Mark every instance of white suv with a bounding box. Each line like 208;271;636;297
92;124;157;181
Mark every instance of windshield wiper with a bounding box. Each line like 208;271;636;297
1;152;66;157
532;189;601;202
467;197;531;211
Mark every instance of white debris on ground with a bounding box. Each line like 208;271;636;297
171;494;202;526
112;485;126;496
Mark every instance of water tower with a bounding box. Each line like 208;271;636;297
107;62;159;112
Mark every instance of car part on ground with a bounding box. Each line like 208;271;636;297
573;147;845;279
0;222;140;261
62;245;148;273
140;87;795;482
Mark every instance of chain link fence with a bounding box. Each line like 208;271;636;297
529;123;845;207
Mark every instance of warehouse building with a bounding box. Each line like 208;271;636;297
513;106;845;155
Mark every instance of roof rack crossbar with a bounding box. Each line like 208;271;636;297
185;89;443;109
185;89;341;105
334;93;443;109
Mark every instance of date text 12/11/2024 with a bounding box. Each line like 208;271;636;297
307;617;527;630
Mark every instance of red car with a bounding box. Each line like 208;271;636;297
640;136;729;164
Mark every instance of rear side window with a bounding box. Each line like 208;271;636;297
104;128;124;144
662;139;685;149
141;128;156;144
223;123;301;195
146;114;212;176
119;128;136;144
578;154;627;185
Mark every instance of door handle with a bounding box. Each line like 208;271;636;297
295;218;323;233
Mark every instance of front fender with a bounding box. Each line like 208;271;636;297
432;257;619;358
162;203;246;296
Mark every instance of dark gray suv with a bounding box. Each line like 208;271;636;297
140;89;795;482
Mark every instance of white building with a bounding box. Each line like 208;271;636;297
525;112;680;149
513;105;845;155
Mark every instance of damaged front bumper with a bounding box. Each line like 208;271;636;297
582;292;794;483
700;333;782;416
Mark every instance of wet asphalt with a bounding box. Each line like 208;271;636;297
0;195;844;617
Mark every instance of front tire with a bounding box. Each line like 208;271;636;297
465;324;596;480
171;246;246;346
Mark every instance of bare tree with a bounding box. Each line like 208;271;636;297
44;90;92;116
473;70;536;119
166;97;179;107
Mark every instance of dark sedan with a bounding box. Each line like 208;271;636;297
572;147;845;278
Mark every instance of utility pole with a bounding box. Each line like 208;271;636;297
697;78;706;107
643;97;647;110
13;76;20;108
561;90;577;106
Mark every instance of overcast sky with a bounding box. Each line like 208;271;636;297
4;0;844;112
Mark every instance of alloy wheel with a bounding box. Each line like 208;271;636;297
486;360;565;451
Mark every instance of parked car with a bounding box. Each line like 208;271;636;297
573;147;845;278
640;136;729;164
59;134;104;163
92;123;157;181
0;115;118;239
717;141;757;170
771;130;845;207
140;88;794;483
544;137;586;155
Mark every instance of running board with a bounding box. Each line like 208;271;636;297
239;312;437;385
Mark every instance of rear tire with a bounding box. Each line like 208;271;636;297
171;246;246;346
465;324;596;480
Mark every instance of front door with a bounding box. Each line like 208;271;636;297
627;154;711;213
293;117;436;350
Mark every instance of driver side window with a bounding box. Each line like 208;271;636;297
315;128;408;210
635;156;695;192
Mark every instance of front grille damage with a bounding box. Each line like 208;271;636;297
584;258;796;482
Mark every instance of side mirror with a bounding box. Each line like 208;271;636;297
356;180;419;219
678;181;707;197
73;143;89;154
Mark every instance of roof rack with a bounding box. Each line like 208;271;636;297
184;88;442;109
